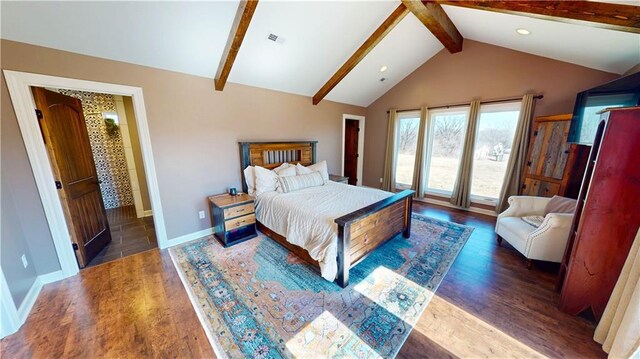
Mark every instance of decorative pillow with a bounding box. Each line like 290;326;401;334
254;166;279;196
277;166;297;178
295;160;329;183
243;166;256;196
544;195;577;216
522;215;545;228
273;162;291;175
278;172;325;193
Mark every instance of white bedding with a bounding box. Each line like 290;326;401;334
255;181;392;281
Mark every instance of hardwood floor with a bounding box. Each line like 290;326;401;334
1;202;605;358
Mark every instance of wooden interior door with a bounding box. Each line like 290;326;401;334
344;119;359;185
32;87;111;267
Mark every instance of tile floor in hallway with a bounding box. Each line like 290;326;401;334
85;205;157;267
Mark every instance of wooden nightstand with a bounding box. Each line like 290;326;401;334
208;193;257;247
329;174;349;184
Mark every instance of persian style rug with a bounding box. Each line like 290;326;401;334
169;214;473;359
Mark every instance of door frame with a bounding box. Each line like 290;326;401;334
3;70;168;279
341;114;365;186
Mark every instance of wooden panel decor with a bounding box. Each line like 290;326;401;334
520;114;589;198
239;141;414;287
558;107;640;320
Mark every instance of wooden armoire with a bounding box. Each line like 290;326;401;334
558;107;640;320
520;114;590;198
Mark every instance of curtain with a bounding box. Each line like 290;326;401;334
594;228;640;359
450;100;481;208
496;94;535;213
411;106;429;197
381;109;398;192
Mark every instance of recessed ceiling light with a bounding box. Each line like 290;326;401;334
516;28;531;35
379;65;388;72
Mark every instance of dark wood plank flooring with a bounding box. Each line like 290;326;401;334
86;205;158;267
1;202;605;358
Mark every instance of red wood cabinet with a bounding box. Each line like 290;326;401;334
558;107;640;320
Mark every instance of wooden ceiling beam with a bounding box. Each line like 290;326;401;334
402;0;463;53
433;1;640;34
312;4;410;105
214;0;259;91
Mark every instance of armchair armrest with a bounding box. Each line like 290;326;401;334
498;196;552;219
525;213;574;262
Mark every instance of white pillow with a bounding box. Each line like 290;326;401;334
295;160;329;183
254;166;279;196
277;166;297;177
273;162;290;175
278;172;325;193
243;166;256;196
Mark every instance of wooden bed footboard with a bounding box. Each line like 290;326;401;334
334;189;415;287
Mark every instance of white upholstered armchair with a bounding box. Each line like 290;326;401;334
495;196;574;269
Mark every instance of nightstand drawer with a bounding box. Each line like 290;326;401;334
224;202;254;219
225;213;255;231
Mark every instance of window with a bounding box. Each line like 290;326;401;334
469;102;521;201
394;111;421;188
425;107;469;194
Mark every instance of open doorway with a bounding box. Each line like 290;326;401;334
341;114;365;186
32;87;156;268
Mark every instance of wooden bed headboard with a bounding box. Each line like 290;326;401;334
239;141;318;193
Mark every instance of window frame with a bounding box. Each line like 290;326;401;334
423;106;470;197
393;110;421;190
468;101;522;204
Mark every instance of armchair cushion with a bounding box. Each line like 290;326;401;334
522;215;545;228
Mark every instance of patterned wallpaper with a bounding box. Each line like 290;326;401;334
52;89;134;209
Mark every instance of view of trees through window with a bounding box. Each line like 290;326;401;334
426;109;468;193
470;103;521;200
395;116;420;186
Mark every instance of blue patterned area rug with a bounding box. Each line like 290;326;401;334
169;214;473;359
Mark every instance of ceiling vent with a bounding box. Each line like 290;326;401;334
267;33;285;44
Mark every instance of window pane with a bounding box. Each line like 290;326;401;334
426;109;468;194
395;115;421;187
470;102;521;200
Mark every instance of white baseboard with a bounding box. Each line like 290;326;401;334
2;270;66;339
39;270;65;284
416;197;497;217
143;210;153;217
163;227;213;249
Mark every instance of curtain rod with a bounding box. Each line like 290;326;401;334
386;94;543;114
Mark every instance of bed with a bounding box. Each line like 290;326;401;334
239;141;414;287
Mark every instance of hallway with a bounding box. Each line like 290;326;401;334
86;205;157;267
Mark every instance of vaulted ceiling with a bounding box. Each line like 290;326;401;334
2;1;639;107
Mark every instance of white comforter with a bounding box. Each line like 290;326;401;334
255;181;392;281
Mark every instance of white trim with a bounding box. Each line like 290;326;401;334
143;210;153;217
16;277;42;324
168;227;213;247
38;270;65;285
168;250;225;358
415;197;497;217
341;114;365;186
0;269;20;339
0;269;66;339
2;71;170;284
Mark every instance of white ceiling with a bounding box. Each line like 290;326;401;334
1;1;639;107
